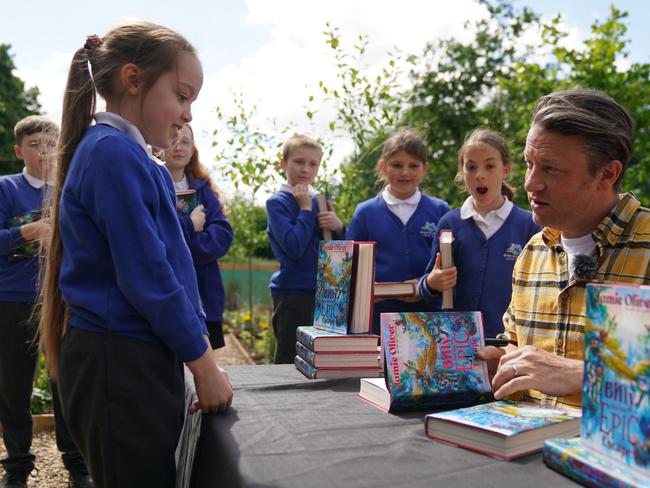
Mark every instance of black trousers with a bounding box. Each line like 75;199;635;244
271;294;315;364
0;301;86;476
206;320;225;350
59;328;184;488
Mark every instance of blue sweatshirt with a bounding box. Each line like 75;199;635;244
418;205;540;337
266;190;324;295
178;178;233;322
346;193;451;333
0;174;44;302
59;122;208;362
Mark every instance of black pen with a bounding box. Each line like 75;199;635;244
484;337;513;347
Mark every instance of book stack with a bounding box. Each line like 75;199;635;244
295;240;381;379
543;283;650;487
294;326;381;379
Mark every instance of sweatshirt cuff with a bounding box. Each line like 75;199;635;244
176;330;209;363
418;275;441;303
10;227;27;249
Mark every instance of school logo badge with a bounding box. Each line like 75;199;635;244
420;222;437;238
503;243;523;261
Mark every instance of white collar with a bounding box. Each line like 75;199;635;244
22;168;47;189
94;112;149;156
460;196;512;220
382;188;421;206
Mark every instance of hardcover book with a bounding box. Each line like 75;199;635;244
374;281;417;299
358;311;492;412
296;341;380;368
425;400;581;461
312;240;375;334
175;190;197;216
5;209;42;260
296;326;379;352
543;282;650;486
294;355;382;380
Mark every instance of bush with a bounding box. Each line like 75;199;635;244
223;306;274;363
31;354;52;414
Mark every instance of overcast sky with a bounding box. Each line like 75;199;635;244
5;0;649;198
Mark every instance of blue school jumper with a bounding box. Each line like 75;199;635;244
418;205;540;337
178;178;233;323
58;122;207;362
266;190;323;296
0;174;43;302
346;193;451;333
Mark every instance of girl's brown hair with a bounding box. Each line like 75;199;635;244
181;125;224;208
376;127;427;184
40;21;197;377
455;128;515;201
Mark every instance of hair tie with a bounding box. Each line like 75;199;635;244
84;35;103;50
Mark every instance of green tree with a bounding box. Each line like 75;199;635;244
0;44;41;175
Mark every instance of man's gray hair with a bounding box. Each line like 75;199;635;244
532;89;633;190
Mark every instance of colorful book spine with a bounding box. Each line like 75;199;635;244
313;241;354;334
381;311;492;410
544;437;647;488
296;341;317;365
295;355;320;379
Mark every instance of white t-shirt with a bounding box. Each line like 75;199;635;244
561;234;597;280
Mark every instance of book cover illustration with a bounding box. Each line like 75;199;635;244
582;283;650;475
175;190;198;216
5;209;42;260
381;311;492;410
544;437;647;488
313;241;354;334
431;400;581;437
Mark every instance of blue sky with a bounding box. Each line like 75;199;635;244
4;0;649;194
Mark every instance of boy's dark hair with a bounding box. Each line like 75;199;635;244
282;134;322;161
14;115;59;145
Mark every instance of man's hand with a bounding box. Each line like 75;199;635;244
488;345;583;400
293;184;312;211
425;253;457;292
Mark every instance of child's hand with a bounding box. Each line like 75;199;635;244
425;252;457;292
399;279;421;303
20;218;51;242
293;184;312;211
317;211;344;233
187;341;233;414
190;204;206;232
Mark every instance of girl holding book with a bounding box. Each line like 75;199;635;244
418;128;540;337
39;22;232;487
165;124;233;349
346;128;450;334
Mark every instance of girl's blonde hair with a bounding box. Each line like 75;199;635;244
376;127;427;184
454;128;515;200
40;21;197;377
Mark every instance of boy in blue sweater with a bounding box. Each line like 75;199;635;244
0;116;91;488
266;134;344;363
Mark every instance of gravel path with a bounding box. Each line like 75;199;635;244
0;333;255;486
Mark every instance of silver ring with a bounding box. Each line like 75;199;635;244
511;362;519;377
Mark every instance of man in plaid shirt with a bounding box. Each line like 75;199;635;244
479;89;650;408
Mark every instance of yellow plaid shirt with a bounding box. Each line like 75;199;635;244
503;192;650;408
